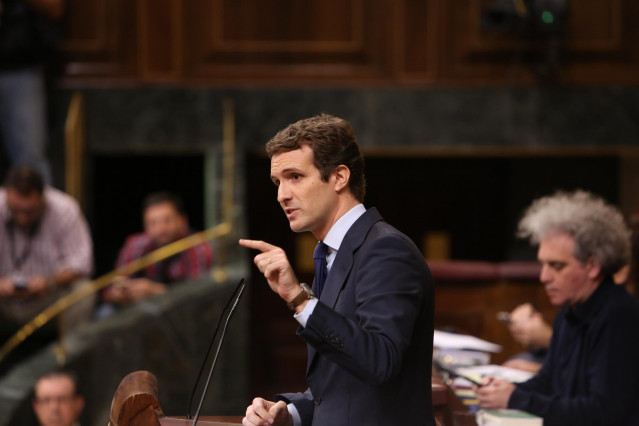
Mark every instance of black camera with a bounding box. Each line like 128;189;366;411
482;0;568;37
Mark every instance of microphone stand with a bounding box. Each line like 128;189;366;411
186;278;246;424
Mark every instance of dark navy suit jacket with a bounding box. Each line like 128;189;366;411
279;208;435;425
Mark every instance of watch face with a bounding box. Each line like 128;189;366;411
301;283;315;297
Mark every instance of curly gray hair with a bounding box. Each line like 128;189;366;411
517;190;631;277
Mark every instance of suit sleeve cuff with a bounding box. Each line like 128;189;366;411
287;403;303;426
293;298;318;327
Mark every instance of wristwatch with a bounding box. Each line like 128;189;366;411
286;283;315;311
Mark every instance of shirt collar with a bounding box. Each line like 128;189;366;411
567;275;615;324
322;204;366;252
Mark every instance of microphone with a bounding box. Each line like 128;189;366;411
186;278;246;423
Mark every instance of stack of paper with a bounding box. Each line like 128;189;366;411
477;409;542;425
433;330;502;353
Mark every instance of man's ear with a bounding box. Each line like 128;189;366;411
586;256;602;280
332;165;351;192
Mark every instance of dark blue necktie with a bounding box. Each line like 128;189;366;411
313;241;329;297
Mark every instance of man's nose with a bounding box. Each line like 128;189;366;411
277;183;291;203
539;265;552;283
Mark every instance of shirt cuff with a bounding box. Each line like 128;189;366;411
293;297;318;327
287;403;303;426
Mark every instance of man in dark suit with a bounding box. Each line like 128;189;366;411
240;114;435;426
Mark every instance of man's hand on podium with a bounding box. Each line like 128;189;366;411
243;397;293;426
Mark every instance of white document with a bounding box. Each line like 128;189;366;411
433;330;502;353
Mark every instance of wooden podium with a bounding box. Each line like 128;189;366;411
109;371;242;426
111;370;450;426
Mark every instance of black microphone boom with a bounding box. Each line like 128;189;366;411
186;278;246;423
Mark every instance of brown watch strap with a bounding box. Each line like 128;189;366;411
286;283;314;311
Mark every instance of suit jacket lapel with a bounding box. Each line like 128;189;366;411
306;208;383;373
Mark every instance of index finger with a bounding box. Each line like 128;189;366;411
239;239;278;253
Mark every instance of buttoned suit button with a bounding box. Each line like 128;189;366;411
314;397;322;406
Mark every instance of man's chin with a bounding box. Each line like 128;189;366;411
289;224;301;233
547;295;563;306
44;417;64;426
288;220;306;234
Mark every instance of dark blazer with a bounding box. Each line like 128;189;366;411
279;208;435;425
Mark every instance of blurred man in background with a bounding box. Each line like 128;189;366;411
477;190;639;426
101;192;213;313
0;166;93;375
33;369;84;426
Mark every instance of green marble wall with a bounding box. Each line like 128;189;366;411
0;273;249;426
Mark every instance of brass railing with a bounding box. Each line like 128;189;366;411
64;92;86;208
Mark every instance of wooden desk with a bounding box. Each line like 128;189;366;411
432;367;449;424
441;386;478;426
433;366;479;426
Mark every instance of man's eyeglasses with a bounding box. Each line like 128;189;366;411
34;395;76;405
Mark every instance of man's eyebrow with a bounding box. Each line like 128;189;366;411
272;167;302;178
281;167;302;174
542;260;567;268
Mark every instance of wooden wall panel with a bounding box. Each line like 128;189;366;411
559;0;639;84
139;0;183;81
396;0;440;81
439;0;639;85
182;0;395;83
59;0;138;82
55;0;639;85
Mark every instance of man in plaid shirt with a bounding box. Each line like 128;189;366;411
102;192;213;310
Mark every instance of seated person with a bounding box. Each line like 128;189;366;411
0;167;93;373
101;192;213;310
503;266;630;374
32;369;84;426
477;190;639;425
